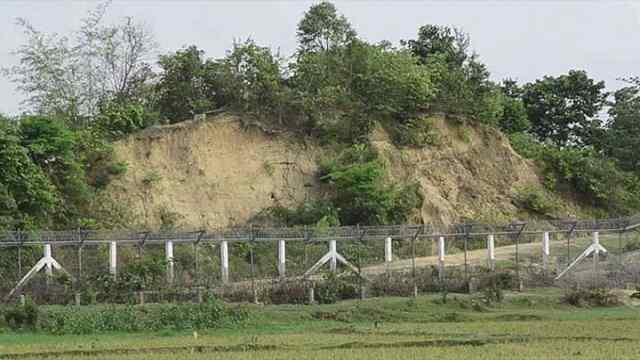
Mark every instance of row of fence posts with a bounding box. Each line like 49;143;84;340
12;230;610;304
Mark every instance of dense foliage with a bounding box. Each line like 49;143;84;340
2;298;247;334
269;145;423;227
2;0;640;229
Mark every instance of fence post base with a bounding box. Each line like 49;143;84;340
308;284;315;304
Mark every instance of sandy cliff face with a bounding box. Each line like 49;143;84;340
108;114;541;229
371;118;539;224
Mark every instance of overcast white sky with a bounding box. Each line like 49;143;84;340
1;0;639;115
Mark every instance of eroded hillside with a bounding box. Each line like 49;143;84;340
108;114;545;229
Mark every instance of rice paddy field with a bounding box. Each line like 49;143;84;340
2;289;640;359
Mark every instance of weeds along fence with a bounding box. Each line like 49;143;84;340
1;216;639;305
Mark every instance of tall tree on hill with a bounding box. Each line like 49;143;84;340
156;46;221;122
403;25;500;125
2;1;156;125
522;70;607;148
498;79;530;134
296;1;357;54
403;24;469;67
603;78;640;172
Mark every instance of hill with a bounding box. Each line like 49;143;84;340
106;113;570;230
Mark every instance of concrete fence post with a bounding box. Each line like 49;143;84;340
438;236;445;280
165;240;174;285
329;240;337;273
44;244;53;277
384;237;392;274
109;241;117;278
278;239;286;278
220;240;229;284
593;231;600;287
487;234;495;270
542;232;550;271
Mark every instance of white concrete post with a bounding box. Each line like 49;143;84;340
487;234;495;270
278;239;286;278
329;240;337;273
438;236;445;280
384;237;392;274
44;244;53;277
109;241;117;278
593;231;599;286
220;240;229;284
165;240;174;284
542;232;550;271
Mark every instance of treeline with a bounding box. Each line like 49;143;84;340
1;1;639;230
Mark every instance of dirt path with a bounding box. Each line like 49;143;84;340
362;241;546;275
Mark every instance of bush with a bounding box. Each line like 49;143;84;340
3;301;38;330
36;299;247;334
508;132;544;159
541;147;640;214
320;145;423;225
561;288;621;307
388;116;441;148
315;273;359;304
514;186;561;216
624;238;640;253
369;273;415;297
268;281;307;305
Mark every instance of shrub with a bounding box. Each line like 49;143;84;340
561;288;621;307
369;273;415;297
508;132;544;159
320;145;423;225
388;117;441;148
3;301;38;330
541;147;640;214
36;299;247;334
623;238;640;253
315;273;358;304
268;281;307;305
514;185;560;216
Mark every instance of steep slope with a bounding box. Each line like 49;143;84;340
372;118;540;224
108;113;543;229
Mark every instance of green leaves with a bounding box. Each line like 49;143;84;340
602;85;640;173
0;120;58;229
522;70;607;147
156;45;220;122
296;1;356;54
320;145;422;225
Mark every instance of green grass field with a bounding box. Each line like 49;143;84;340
2;289;640;359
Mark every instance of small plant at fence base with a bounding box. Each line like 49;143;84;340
561;287;621;307
315;273;359;304
3;300;38;331
1;297;247;335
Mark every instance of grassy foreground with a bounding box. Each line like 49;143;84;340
2;289;640;359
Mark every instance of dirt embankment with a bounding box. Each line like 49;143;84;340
108;114;543;229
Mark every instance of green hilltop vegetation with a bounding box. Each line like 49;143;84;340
1;1;640;231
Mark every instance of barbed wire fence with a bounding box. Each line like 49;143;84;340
1;215;639;305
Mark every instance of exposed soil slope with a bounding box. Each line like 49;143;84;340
108;113;544;229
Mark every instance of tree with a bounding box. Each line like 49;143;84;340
3;1;156;124
403;24;469;67
219;39;287;119
291;40;439;142
498;80;529;134
0;120;58;229
603;84;640;172
20;116;92;225
156;46;220;122
522;70;607;147
403;25;500;124
296;1;356;54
